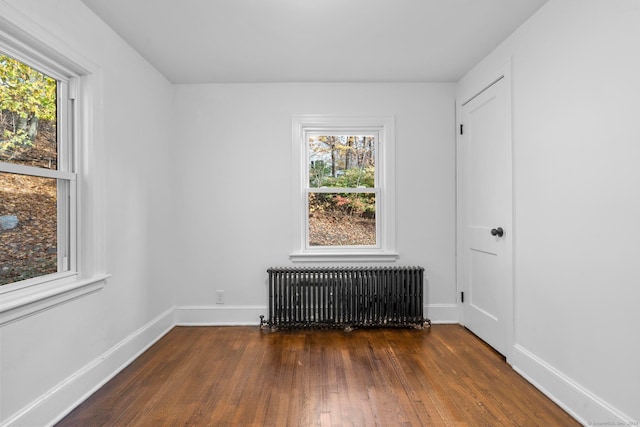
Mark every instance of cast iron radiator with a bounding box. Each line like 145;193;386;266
260;267;430;330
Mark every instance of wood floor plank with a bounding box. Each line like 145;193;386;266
56;325;580;427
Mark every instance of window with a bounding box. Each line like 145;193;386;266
0;11;107;325
0;53;76;286
307;134;377;246
291;115;397;262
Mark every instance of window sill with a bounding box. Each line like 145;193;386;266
289;252;399;263
0;274;110;325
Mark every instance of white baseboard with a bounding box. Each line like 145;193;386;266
425;303;459;324
174;304;459;326
511;344;636;426
1;308;175;427
175;305;266;326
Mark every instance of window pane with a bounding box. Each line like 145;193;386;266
308;135;375;188
308;192;376;246
0;54;57;170
0;172;58;285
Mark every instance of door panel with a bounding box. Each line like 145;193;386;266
459;76;512;356
469;248;500;321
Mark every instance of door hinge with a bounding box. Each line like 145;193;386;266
461;291;464;303
459;124;464;135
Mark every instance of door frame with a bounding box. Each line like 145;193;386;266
456;60;515;362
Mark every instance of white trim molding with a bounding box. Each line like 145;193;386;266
424;304;459;324
0;275;109;326
290;252;399;263
512;344;637;426
175;305;267;326
173;304;460;327
1;308;175;427
290;115;397;261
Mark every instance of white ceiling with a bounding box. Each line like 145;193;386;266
80;0;548;84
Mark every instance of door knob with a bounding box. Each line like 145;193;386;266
491;227;504;237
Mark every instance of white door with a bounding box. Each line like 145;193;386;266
459;76;512;356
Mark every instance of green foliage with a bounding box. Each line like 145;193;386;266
309;192;375;219
0;54;56;156
320;166;375;188
309;160;331;187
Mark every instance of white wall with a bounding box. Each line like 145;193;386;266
0;0;175;425
170;83;458;323
458;0;640;423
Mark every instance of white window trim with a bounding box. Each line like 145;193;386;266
290;115;398;262
0;4;108;325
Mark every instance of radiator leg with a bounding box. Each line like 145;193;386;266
259;315;268;329
260;315;277;331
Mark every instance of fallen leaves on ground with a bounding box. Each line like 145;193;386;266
1;123;58;285
309;212;376;246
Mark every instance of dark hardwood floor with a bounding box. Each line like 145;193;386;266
57;325;579;426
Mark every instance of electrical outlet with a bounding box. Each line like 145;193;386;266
215;290;224;304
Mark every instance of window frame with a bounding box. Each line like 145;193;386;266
0;59;77;288
291;115;398;262
0;7;108;325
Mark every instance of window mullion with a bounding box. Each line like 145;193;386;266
69;178;77;272
310;187;377;194
57;179;68;272
57;80;68;172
